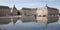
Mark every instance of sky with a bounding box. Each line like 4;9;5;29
0;0;60;10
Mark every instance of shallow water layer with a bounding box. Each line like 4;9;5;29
0;20;60;30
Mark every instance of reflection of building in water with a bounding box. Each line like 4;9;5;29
21;8;37;21
0;5;18;17
0;18;11;24
21;5;59;23
0;18;18;24
36;5;59;24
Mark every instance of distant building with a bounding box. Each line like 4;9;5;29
11;5;17;16
36;5;59;24
0;5;18;16
59;9;60;15
58;10;60;20
0;6;11;16
21;5;59;23
21;8;37;21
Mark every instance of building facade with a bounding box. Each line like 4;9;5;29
36;5;59;24
58;10;60;20
0;5;18;17
21;5;59;23
0;6;11;16
21;8;37;22
11;5;17;16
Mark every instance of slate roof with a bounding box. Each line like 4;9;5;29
0;6;10;9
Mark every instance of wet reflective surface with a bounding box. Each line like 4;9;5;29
0;18;60;30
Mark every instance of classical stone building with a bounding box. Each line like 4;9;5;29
21;5;59;23
0;5;18;16
0;6;11;16
11;5;17;16
36;5;59;24
58;10;60;20
21;8;37;22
